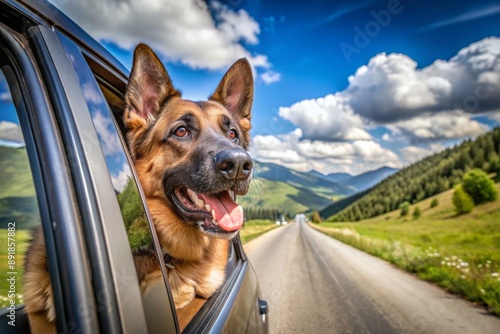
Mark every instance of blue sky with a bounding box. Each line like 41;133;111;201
2;0;500;175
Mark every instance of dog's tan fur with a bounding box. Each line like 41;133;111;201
23;44;253;333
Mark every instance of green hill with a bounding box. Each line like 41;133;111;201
0;146;39;229
326;127;500;222
254;161;354;198
239;178;334;217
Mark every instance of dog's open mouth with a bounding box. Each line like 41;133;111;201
173;187;244;233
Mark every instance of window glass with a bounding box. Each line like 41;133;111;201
0;67;41;308
61;43;154;251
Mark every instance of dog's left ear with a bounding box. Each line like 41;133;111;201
209;58;253;142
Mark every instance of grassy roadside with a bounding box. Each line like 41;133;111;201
0;229;30;307
312;183;500;316
239;219;280;244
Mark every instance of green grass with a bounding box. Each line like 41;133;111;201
312;182;500;316
0;229;31;307
239;219;280;244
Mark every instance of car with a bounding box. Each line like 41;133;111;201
0;0;268;332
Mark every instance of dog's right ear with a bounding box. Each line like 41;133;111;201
124;44;181;132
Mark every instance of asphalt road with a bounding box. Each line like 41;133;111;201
246;221;500;334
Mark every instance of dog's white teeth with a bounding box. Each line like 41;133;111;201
187;189;206;208
211;209;216;220
194;197;205;208
212;219;218;226
229;190;234;198
187;189;197;201
205;204;211;212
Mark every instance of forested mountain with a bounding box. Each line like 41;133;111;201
327;127;500;222
339;166;398;192
308;166;399;192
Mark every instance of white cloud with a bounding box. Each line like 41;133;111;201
279;94;371;141
261;71;281;84
0;91;11;102
393;111;489;143
111;163;132;192
400;146;434;164
345;37;500;122
50;0;278;81
277;37;500;144
400;143;445;165
92;110;122;157
250;130;401;175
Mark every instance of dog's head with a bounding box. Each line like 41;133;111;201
124;44;253;239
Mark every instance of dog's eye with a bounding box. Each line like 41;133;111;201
228;129;238;140
174;126;189;137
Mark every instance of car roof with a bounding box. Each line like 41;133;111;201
6;0;129;78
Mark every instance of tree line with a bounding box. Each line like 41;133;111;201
244;207;291;221
328;127;500;222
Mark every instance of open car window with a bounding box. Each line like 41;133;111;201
0;60;42;314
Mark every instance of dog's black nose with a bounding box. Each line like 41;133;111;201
214;149;253;180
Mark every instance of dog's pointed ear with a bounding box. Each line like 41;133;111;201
124;44;181;131
209;58;253;136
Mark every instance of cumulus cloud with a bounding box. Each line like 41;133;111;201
50;0;279;82
250;130;401;174
400;143;446;165
279;94;371;141
92;110;122;157
347;37;500;122
391;111;489;143
278;37;500;144
111;163;132;192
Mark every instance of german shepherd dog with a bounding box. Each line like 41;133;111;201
23;44;253;333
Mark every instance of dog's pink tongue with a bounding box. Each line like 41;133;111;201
200;192;243;231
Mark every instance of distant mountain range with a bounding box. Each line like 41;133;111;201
254;161;353;197
308;166;399;193
241;161;399;214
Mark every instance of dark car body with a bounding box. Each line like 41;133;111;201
0;0;268;332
